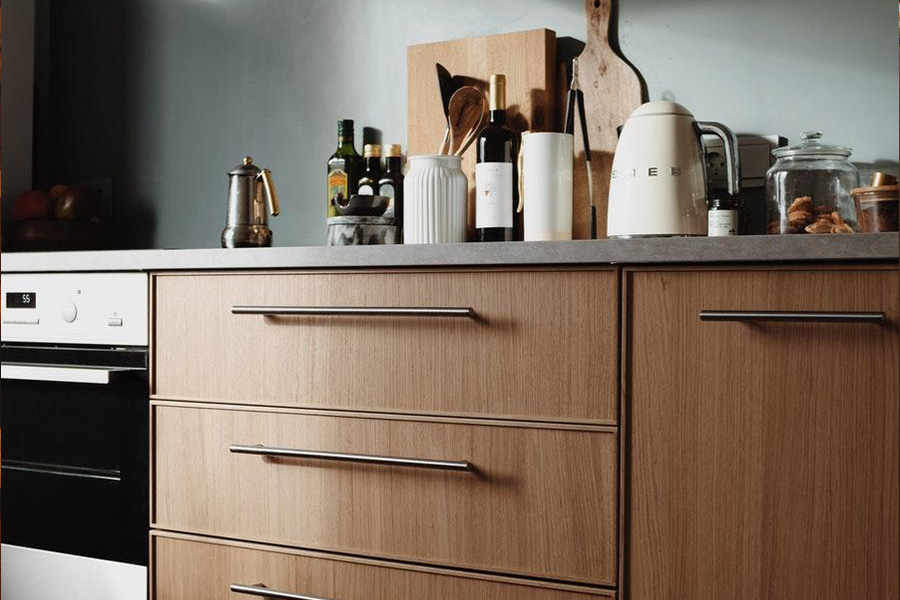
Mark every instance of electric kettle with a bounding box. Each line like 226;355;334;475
221;156;281;248
607;101;740;238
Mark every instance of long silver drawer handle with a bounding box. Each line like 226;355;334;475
231;583;337;600
699;310;886;323
232;305;476;319
229;444;473;472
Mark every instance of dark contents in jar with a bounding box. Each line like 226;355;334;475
857;199;899;232
768;196;854;234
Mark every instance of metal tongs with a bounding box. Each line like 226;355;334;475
564;57;595;239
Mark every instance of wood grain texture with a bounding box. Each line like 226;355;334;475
572;0;643;239
407;29;557;240
151;532;616;600
152;404;619;586
624;266;900;600
152;269;618;424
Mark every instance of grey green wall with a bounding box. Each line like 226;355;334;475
11;0;900;249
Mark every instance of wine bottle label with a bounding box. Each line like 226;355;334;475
708;209;738;236
475;163;513;229
380;183;395;217
328;169;348;201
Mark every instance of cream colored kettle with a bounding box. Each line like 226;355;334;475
606;101;740;238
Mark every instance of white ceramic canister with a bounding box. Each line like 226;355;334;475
518;132;574;241
403;155;468;244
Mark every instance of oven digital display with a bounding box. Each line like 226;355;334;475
6;292;37;309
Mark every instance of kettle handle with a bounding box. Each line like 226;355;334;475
259;168;281;216
696;121;741;197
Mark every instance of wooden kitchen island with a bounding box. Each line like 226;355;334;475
3;233;898;600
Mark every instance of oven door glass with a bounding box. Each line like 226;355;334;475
1;367;148;566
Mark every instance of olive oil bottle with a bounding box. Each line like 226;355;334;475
327;119;363;217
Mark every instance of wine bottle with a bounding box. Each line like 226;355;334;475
327;119;363;217
357;144;383;196
378;144;404;230
475;74;518;242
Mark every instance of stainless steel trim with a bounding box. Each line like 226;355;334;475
2;319;40;325
0;364;124;384
231;583;336;600
229;444;473;472
1;459;122;482
699;310;886;323
232;305;476;319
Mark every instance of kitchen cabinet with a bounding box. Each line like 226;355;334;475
149;261;899;600
623;266;899;600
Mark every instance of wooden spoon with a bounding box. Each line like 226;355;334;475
446;86;486;156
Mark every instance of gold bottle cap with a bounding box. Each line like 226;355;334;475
489;74;507;111
363;144;382;158
384;144;403;157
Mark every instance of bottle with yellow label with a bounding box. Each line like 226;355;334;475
327;119;362;217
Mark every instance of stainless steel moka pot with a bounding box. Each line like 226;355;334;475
221;156;281;248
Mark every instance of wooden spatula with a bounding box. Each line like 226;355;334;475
447;87;486;156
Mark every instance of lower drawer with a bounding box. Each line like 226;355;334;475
151;533;615;600
152;404;618;585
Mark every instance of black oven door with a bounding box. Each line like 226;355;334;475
0;345;149;566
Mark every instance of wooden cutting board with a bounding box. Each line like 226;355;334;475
572;0;644;239
408;29;558;240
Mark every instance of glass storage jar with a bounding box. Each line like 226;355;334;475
766;131;860;234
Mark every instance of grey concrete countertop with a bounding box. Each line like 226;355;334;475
1;233;897;273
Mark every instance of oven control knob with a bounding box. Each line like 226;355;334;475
62;302;78;323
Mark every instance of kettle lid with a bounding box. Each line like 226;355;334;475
628;101;695;118
229;156;262;176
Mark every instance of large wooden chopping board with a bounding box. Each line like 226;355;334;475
408;29;557;240
573;0;644;238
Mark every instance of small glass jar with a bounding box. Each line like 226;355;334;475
765;131;860;234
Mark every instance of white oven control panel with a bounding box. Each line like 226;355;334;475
1;273;149;346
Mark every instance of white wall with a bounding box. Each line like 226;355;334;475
36;0;900;249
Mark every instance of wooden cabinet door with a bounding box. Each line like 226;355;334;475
624;266;899;600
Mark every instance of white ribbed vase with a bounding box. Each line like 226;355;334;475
403;155;468;244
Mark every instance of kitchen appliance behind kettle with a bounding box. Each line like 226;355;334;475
607;101;741;238
221;156;281;248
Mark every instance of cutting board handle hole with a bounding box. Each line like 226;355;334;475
593;0;601;8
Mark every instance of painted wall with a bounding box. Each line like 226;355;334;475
22;0;900;248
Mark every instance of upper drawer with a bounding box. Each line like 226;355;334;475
152;533;616;600
152;404;619;586
153;269;618;423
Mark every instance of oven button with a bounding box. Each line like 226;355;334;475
108;317;124;327
62;302;78;323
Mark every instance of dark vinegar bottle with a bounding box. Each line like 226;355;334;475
475;74;518;242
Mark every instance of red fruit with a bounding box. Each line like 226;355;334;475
49;184;70;202
11;190;54;220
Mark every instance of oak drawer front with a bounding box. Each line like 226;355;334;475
152;533;616;600
153;269;618;423
152;405;618;585
625;267;899;600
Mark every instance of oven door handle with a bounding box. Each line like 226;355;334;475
0;364;128;385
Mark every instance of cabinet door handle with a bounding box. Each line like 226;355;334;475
232;305;476;319
699;310;886;323
231;583;335;600
229;444;473;472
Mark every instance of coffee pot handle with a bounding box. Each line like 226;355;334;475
696;121;741;197
259;168;281;216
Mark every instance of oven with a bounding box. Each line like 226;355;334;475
1;273;150;600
